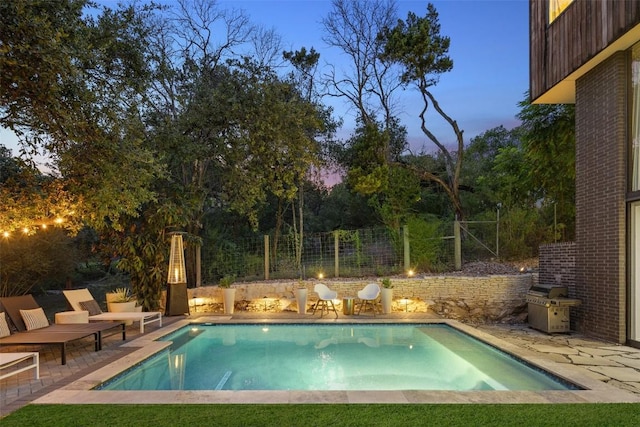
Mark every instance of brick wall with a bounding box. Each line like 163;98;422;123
539;242;576;290
539;242;580;329
575;51;627;343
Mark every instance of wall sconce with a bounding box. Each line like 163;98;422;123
166;232;190;316
318;272;324;279
407;269;415;277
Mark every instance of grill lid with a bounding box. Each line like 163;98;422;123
527;284;568;298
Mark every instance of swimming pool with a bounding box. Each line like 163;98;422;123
98;324;578;391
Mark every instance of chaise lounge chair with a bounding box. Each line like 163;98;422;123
0;295;126;365
63;288;162;334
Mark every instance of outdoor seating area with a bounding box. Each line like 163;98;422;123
310;283;384;318
0;295;126;365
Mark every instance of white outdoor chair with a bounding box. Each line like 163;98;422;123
357;283;381;316
312;283;338;318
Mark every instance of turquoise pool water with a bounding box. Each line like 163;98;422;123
98;324;578;391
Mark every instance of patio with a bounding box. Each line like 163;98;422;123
1;312;639;418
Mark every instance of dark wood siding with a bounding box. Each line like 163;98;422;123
530;0;640;100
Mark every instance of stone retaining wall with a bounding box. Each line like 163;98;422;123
187;273;537;323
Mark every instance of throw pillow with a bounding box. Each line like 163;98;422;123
79;299;103;316
20;307;49;330
0;312;10;337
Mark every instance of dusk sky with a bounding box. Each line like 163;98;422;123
218;0;530;150
0;0;530;160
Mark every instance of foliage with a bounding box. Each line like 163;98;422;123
0;146;82;234
218;275;235;288
338;120;419;230
498;207;551;260
461;126;521;213
381;278;393;289
406;216;448;272
0;0;581;299
99;200;190;311
0;0;163;233
0;228;77;297
109;287;133;303
517;93;576;241
379;3;465;221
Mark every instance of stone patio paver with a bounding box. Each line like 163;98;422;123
529;344;580;355
587;366;640;382
568;355;622;366
608;356;640;370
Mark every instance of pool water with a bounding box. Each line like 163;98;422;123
98;324;578;391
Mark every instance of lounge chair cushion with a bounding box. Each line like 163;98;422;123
79;300;103;316
0;312;10;337
20;307;50;330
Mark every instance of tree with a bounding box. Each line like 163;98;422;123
517;93;575;241
322;0;402;128
0;0;163;232
379;3;466;221
462;126;522;213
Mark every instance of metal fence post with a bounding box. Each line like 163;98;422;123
454;221;462;270
334;230;340;278
403;225;410;272
264;235;270;281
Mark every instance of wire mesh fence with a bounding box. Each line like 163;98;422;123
200;221;499;285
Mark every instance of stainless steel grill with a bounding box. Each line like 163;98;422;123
526;284;581;333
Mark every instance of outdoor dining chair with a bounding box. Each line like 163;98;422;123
357;283;381;316
312;283;338;318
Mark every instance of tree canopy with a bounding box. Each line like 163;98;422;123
0;0;577;298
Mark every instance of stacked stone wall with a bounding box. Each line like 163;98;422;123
187;274;535;323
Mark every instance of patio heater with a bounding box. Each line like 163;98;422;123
166;232;190;316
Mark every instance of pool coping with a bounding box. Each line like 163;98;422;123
32;317;640;405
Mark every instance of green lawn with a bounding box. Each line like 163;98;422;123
2;404;639;426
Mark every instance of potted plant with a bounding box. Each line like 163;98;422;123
380;278;393;314
295;280;308;314
106;287;137;313
219;275;236;314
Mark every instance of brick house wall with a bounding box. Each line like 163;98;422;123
574;52;628;343
539;242;576;289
